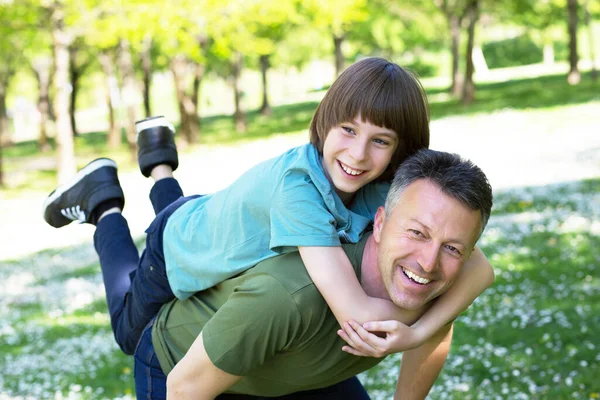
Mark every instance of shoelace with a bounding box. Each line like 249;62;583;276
61;205;86;223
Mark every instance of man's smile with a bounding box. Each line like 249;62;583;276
401;267;431;285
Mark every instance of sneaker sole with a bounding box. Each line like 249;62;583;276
42;158;118;213
135;116;175;139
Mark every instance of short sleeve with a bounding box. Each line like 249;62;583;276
269;170;340;251
202;275;303;375
350;182;390;220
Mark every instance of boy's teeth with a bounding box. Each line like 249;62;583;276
402;268;431;284
340;162;364;176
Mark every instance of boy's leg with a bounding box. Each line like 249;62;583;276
42;159;172;355
135;116;183;214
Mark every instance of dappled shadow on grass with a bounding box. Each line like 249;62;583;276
199;100;318;145
0;310;134;398
492;177;600;215
428;72;599;119
447;228;600;397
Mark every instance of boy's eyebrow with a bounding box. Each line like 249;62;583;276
350;119;397;137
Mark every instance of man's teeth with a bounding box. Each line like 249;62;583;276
340;162;364;176
402;268;431;284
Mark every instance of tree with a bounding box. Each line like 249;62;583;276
301;0;369;76
567;0;581;84
48;0;76;184
99;49;122;149
68;38;94;136
583;0;598;80
29;54;53;151
434;0;468;96
462;0;479;104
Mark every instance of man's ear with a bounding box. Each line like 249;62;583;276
373;206;386;244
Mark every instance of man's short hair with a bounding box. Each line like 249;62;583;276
309;57;430;182
385;149;493;234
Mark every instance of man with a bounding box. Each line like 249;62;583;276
151;149;493;399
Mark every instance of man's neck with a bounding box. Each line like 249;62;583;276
360;235;390;300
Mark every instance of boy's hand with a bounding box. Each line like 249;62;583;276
337;320;423;358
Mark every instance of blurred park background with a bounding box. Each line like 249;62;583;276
1;0;599;399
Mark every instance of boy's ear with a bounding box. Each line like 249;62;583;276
373;207;386;244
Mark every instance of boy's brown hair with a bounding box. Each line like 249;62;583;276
309;57;430;182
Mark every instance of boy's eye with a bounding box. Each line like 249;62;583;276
373;138;390;146
342;126;356;135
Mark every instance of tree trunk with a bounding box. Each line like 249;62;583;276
117;39;138;159
0;74;10;187
231;52;246;132
461;0;479;105
31;57;53;152
584;1;598;80
141;34;152;117
68;44;80;136
333;34;345;77
191;62;205;131
99;51;121;149
171;54;199;144
567;0;580;85
449;14;463;96
50;2;76;184
259;54;272;116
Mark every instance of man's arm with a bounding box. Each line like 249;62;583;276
166;331;241;400
394;323;453;400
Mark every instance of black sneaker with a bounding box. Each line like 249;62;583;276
42;158;125;228
135;116;179;177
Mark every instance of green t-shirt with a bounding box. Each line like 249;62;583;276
152;235;384;397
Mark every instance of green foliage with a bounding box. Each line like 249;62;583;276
482;35;544;69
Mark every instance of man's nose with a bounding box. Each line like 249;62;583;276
417;242;440;273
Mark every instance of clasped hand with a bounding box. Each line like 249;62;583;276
337;320;423;358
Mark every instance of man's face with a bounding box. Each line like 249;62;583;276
373;179;482;310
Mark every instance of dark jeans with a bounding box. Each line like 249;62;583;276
93;178;199;355
135;320;371;400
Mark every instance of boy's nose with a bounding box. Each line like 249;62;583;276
349;140;368;162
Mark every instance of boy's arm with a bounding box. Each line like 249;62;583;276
409;246;494;342
337;247;493;356
166;331;241;400
298;246;406;326
394;323;453;399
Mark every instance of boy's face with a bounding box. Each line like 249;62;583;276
321;115;397;203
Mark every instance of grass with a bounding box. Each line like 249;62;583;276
1;177;598;399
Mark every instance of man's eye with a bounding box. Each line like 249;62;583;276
445;245;461;255
408;229;423;237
